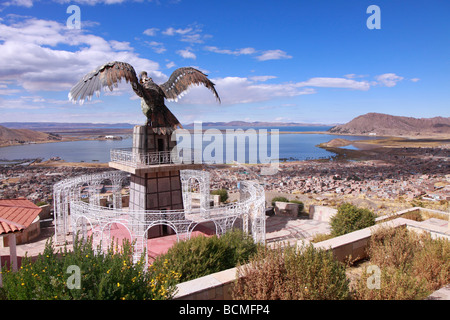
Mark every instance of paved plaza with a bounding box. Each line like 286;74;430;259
265;215;330;244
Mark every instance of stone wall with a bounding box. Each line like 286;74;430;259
274;201;299;217
308;205;337;223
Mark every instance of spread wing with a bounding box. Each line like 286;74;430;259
68;61;143;105
159;67;221;103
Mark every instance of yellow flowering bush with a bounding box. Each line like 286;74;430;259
0;236;179;300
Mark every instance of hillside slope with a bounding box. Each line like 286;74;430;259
328;113;450;136
0;125;59;146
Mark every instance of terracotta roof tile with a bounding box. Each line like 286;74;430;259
0;198;42;235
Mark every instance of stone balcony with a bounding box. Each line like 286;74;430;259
109;148;202;174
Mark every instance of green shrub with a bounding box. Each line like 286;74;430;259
271;196;289;206
152;229;258;283
0;236;179;300
211;189;229;203
330;203;376;237
232;243;350;300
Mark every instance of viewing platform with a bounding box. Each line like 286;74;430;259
109;148;202;174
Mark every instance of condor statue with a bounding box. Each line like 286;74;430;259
68;61;220;134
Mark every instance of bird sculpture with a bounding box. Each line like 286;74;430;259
68;61;220;134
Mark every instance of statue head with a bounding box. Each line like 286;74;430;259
139;71;153;84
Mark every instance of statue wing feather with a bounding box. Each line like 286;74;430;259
68;61;143;104
159;67;221;103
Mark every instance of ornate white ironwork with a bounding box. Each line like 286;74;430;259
53;169;266;265
53;170;128;245
180;170;211;217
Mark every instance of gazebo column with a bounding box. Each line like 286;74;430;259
88;181;101;207
0;232;19;287
8;233;18;272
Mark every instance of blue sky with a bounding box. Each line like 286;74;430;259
0;0;448;125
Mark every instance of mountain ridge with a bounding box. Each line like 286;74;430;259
0;125;60;146
184;121;335;127
328;113;450;136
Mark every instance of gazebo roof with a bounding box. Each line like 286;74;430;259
0;198;42;235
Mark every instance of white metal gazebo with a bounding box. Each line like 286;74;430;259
53;168;266;265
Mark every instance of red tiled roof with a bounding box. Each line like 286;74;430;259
0;198;42;235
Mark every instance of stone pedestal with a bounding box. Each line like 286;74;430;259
117;125;201;238
132;125;177;155
129;170;183;211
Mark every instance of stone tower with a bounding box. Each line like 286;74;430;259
109;125;201;237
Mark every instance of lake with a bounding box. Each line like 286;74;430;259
0;126;379;163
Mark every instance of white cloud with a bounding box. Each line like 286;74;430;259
145;41;166;54
0;17;164;94
3;0;33;7
374;73;404;87
344;74;368;79
410;78;420;82
166;61;176;69
256;49;292;61
205;46;293;62
0;89;21;95
249;75;277;82
51;0;129;4
3;0;169;7
162;24;210;44
296;77;371;91
162;27;193;36
109;40;133;51
143;28;159;36
171;76;316;105
204;46;256;56
176;49;196;59
168;73;392;106
180;33;204;44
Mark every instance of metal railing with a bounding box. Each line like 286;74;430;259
110;148;180;167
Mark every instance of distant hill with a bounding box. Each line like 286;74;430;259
0;122;136;131
185;121;334;127
0;125;60;146
328;113;450;136
1;121;336;131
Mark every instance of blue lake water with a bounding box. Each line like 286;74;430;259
0;126;380;163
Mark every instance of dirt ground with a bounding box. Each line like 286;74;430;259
33;160;110;168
